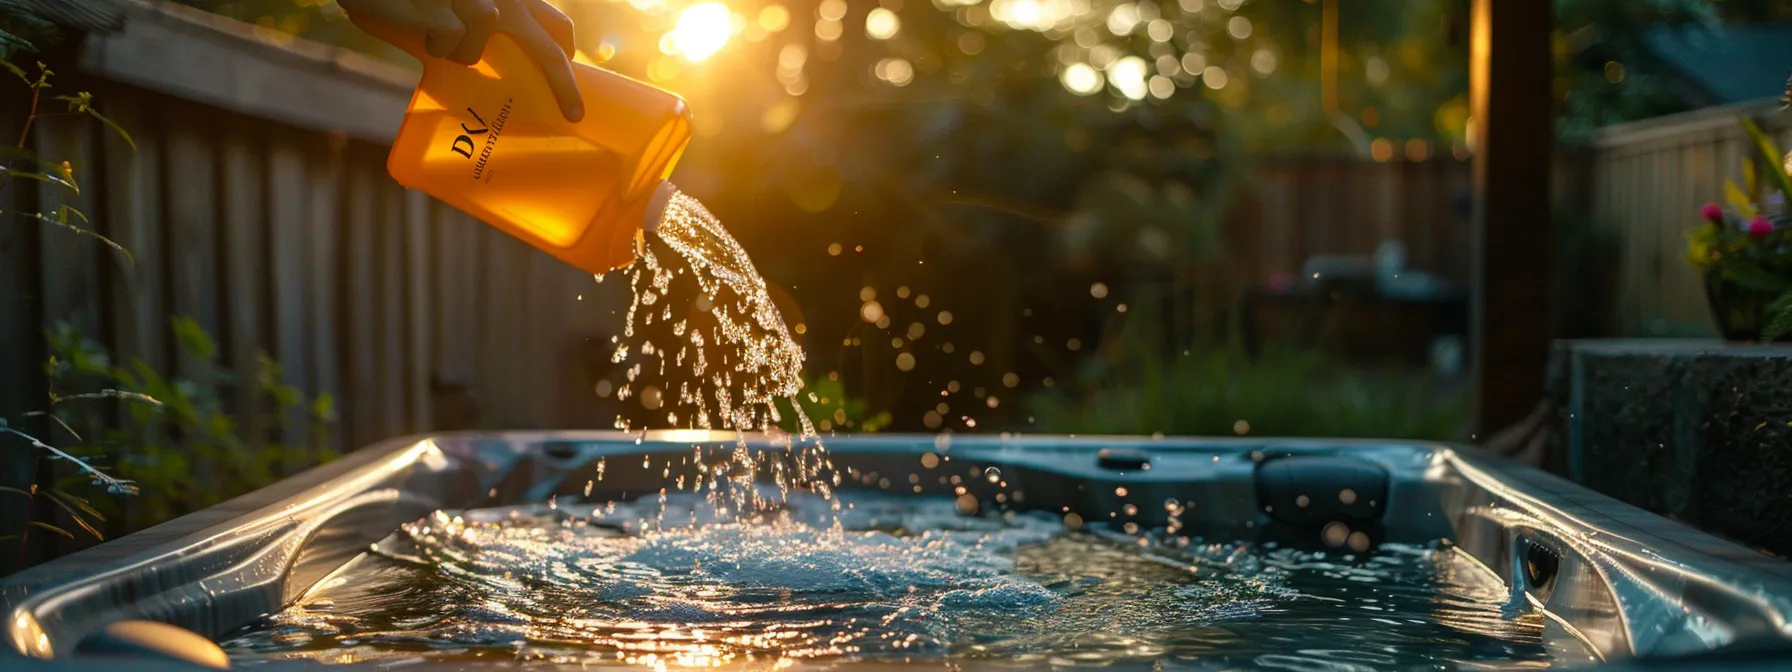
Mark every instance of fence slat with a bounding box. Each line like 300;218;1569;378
269;133;313;464
37;116;105;351
1615;155;1642;331
432;207;473;387
308;135;346;456
100;94;168;388
456;213;488;430
378;180;407;438
96;91;167;535
0;102;46;573
404;189;432;432
342;150;380;449
165;115;222;388
1668;145;1698;329
479;230;523;428
221;116;270;445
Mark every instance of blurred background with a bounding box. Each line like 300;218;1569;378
4;0;1792;569
221;0;1495;438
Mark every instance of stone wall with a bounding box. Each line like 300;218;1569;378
1548;340;1792;558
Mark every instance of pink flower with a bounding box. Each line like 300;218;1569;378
1747;217;1774;239
1700;202;1724;222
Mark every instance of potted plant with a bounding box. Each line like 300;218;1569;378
1685;117;1792;343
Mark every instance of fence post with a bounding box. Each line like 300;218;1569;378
1470;0;1554;437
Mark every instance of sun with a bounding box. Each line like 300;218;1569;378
665;2;733;62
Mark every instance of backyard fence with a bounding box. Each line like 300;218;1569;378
1584;100;1792;336
0;1;613;569
0;1;630;446
1233;154;1474;289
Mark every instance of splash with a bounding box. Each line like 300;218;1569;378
221;492;1579;669
603;189;829;516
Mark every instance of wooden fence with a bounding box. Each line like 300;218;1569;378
1233;155;1474;289
0;1;622;569
1585;100;1792;336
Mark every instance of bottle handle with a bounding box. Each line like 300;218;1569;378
346;2;575;63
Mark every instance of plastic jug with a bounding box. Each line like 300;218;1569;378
354;11;693;274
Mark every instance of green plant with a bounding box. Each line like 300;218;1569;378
1;51;333;555
779;372;889;435
0;0;66;56
1;59;132;255
1685;117;1792;341
41;320;336;526
1027;304;1469;441
0;53;144;548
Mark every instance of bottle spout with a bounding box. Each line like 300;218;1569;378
641;181;677;234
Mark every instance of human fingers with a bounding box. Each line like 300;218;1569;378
447;0;497;65
498;0;583;121
415;0;466;59
522;0;576;57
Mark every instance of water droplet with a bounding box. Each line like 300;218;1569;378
954;493;979;515
984;467;1001;483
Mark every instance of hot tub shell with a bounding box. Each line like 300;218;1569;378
4;432;1792;670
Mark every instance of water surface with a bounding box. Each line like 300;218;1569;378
222;491;1595;670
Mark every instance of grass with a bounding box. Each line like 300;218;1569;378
1026;303;1470;441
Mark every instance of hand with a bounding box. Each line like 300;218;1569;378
338;0;584;122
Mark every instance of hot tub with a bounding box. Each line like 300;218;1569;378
4;432;1792;670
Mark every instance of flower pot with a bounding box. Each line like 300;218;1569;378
1703;271;1778;342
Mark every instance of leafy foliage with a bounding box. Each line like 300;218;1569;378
0;51;333;555
2;59;133;257
1554;1;1792;141
779;373;889;434
0;0;62;57
41;320;337;525
1684;116;1792;341
1552;0;1720;142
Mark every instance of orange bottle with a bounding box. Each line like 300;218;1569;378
356;13;692;274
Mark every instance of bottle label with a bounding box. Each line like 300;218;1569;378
448;98;514;183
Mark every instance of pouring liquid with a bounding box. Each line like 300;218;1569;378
379;24;692;272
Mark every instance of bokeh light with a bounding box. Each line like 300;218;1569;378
1227;16;1252;40
758;4;789;32
1202;65;1228;89
1060;63;1103;96
875;58;915;86
1108;56;1149;100
1148;75;1174;99
664;2;733;62
866;8;900;40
